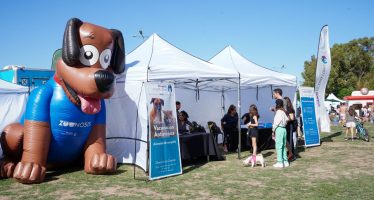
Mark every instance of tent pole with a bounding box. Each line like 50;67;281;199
237;74;241;159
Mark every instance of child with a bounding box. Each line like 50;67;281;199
272;99;289;168
345;106;356;140
244;104;259;164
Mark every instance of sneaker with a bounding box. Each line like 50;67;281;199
284;162;290;167
273;162;284;168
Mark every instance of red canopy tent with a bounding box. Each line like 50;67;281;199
343;96;374;101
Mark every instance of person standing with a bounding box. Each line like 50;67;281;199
284;97;297;161
244;104;259;163
271;88;288;111
272;99;290;168
339;102;347;125
345;106;356;140
221;105;239;152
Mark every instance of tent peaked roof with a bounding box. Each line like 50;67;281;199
209;46;297;87
326;93;344;102
123;34;238;90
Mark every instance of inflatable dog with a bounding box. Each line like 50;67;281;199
0;18;125;184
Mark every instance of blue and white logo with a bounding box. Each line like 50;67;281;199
321;55;328;64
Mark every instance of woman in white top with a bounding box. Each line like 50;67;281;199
272;99;290;168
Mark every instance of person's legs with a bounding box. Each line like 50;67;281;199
345;126;349;140
282;129;289;166
251;137;257;156
223;131;228;152
275;128;285;164
251;137;257;163
350;126;354;140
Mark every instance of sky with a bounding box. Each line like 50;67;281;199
0;0;373;84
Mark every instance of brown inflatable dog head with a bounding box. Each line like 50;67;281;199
56;18;125;115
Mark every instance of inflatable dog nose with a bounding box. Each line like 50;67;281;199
94;70;115;92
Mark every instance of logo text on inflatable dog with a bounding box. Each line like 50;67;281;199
59;120;92;128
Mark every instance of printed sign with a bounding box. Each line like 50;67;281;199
146;82;182;180
299;87;320;147
314;25;331;132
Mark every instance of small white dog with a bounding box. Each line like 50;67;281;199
243;154;266;167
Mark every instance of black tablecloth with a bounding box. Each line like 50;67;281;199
179;132;223;160
228;128;274;152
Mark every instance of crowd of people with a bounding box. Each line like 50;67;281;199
176;89;372;168
330;102;374;140
220;88;300;168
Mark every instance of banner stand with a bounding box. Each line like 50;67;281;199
299;86;320;147
145;82;182;180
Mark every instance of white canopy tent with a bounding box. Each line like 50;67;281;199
106;36;298;171
209;46;297;123
326;93;344;102
105;34;238;171
0;79;29;158
325;93;344;109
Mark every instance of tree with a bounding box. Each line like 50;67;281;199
301;37;374;99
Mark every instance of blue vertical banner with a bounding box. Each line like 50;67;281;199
146;82;182;180
299;87;320;147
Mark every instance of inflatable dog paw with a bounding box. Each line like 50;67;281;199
0;18;125;184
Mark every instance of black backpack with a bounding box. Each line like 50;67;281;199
191;121;206;133
207;121;222;134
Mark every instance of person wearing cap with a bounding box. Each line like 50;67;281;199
272;99;290;168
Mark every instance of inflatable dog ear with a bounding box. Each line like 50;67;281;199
62;18;83;66
62;18;125;74
110;29;126;74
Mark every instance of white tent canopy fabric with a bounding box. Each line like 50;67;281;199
209;46;297;88
106;35;298;171
121;33;238;91
325;93;344;110
209;46;297;123
326;93;344;103
0;79;29;158
106;34;239;171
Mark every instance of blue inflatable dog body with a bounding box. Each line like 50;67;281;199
24;77;106;164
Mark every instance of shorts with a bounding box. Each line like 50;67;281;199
340;114;346;120
346;122;355;128
248;128;258;138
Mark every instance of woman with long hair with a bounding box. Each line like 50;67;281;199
345;106;356;140
221;104;238;152
284;96;296;161
244;104;259;163
178;110;193;134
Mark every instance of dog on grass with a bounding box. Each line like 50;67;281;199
243;154;266;167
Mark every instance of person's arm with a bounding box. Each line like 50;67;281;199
252;115;259;127
221;115;226;131
272;111;281;132
242;116;247;124
289;109;295;121
187;121;193;131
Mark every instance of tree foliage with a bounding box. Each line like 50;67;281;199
302;37;374;99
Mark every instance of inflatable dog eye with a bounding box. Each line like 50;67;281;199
0;18;124;184
62;18;125;74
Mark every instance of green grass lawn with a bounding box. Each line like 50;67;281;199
1;123;374;199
